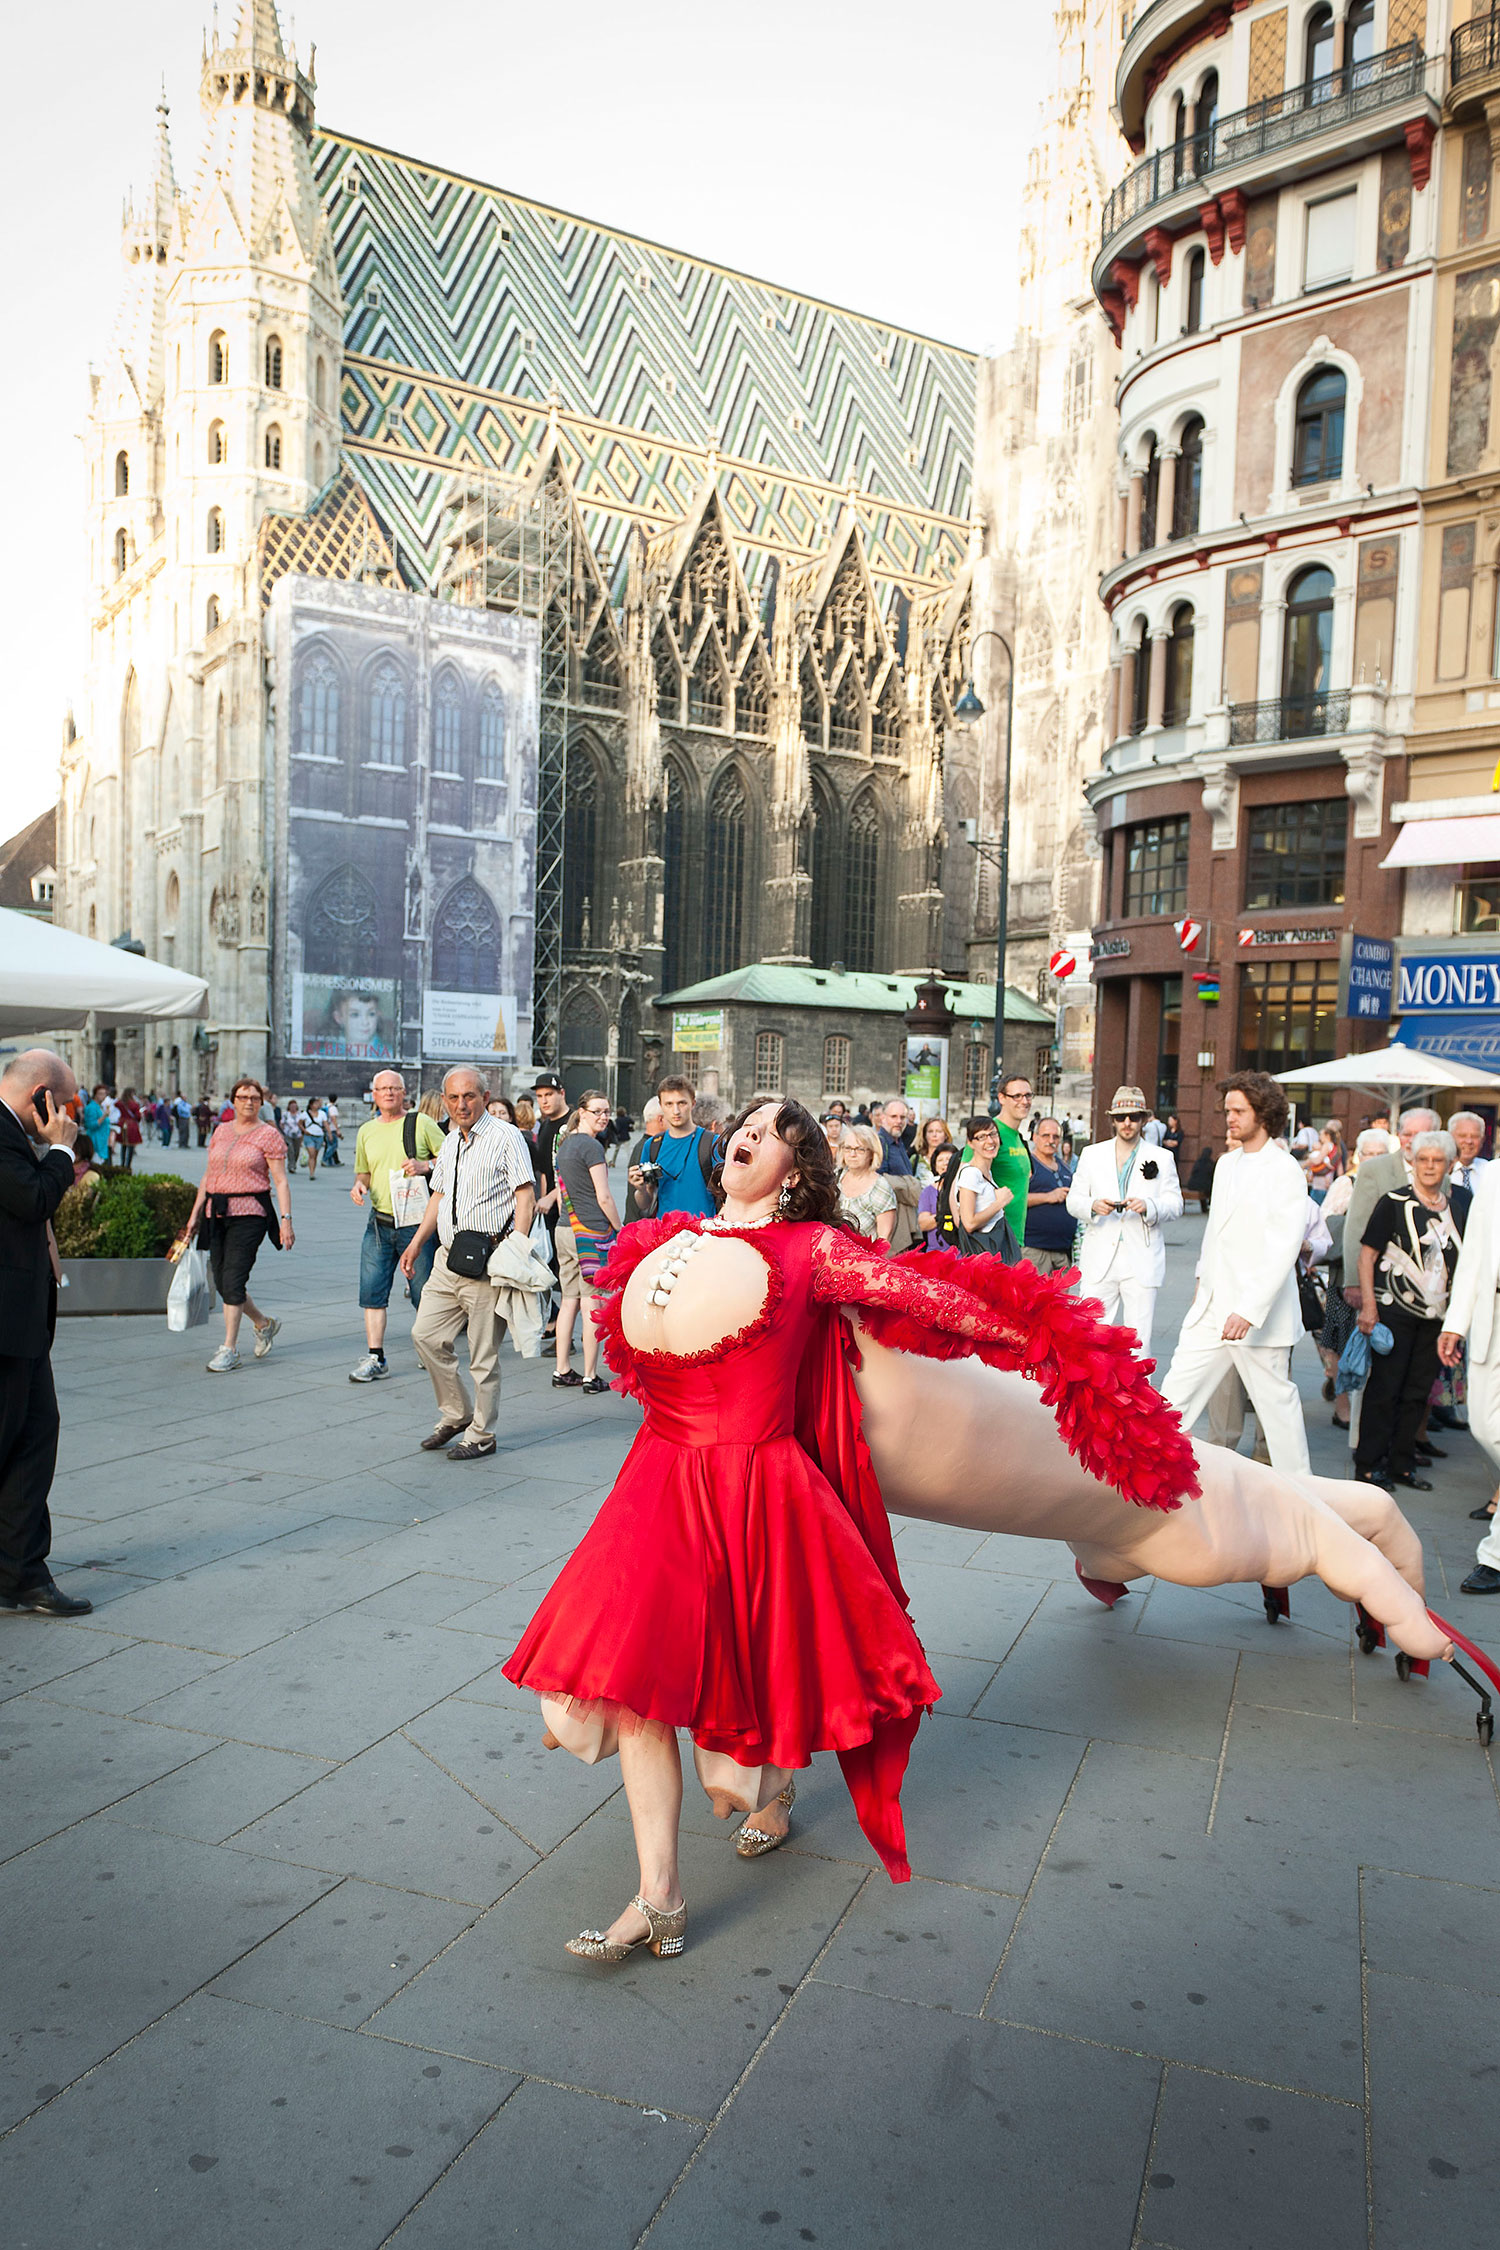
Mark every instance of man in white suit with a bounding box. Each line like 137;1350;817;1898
1160;1072;1311;1473
1438;1161;1500;1594
1066;1085;1182;1350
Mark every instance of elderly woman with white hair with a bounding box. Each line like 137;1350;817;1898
835;1123;898;1246
1354;1129;1468;1492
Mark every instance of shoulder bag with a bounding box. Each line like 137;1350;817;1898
445;1131;511;1279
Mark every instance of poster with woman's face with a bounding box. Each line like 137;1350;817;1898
291;973;399;1060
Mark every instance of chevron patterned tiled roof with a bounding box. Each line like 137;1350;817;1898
313;129;976;592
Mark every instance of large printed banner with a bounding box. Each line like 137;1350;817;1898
291;974;399;1060
422;989;521;1062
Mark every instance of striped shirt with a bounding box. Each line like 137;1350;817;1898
429;1110;534;1249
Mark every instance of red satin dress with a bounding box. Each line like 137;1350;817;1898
503;1218;1199;1882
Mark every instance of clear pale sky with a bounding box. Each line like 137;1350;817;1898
1;1;1053;836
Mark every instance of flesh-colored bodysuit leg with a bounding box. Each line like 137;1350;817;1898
847;1322;1453;1665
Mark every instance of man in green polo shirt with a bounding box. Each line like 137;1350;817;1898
968;1071;1033;1209
348;1069;447;1383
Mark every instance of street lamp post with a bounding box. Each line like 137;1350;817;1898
954;630;1015;1105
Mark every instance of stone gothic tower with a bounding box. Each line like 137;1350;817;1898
60;0;343;1091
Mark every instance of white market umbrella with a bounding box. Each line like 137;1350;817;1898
1274;1044;1500;1096
0;907;208;1036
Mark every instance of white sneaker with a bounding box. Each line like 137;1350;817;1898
252;1317;281;1359
206;1346;241;1373
348;1353;390;1384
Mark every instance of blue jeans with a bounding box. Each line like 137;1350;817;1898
359;1213;436;1310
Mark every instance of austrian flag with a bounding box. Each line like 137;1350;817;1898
1173;917;1204;953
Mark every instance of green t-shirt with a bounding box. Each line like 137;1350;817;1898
353;1111;446;1215
959;1122;1034;1237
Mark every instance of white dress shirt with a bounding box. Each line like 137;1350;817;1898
429;1111;534;1250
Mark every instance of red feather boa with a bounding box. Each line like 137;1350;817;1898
859;1246;1201;1513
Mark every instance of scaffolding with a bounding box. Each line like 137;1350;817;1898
434;470;572;1069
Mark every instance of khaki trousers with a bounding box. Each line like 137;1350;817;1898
411;1248;506;1441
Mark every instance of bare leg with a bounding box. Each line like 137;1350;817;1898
603;1724;685;1946
555;1296;579;1373
364;1307;388;1351
581;1301;601;1382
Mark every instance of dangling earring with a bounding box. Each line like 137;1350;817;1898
777;1178;793;1214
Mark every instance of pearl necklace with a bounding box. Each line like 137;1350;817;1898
646;1214;778;1307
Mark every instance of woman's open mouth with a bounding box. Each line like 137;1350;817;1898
731;1145;754;1166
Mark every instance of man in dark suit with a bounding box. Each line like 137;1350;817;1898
0;1048;92;1617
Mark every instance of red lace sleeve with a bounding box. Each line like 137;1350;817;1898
809;1229;1199;1513
589;1215;699;1398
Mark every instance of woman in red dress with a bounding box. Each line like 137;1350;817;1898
504;1099;1195;1963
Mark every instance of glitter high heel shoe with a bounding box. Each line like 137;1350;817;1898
564;1894;686;1963
733;1778;795;1858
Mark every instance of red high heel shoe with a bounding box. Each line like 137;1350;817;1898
1074;1559;1129;1609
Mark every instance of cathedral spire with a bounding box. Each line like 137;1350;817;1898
110;90;179;406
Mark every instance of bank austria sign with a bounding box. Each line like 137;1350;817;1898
1397;950;1500;1013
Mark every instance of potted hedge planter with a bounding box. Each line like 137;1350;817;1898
54;1169;198;1317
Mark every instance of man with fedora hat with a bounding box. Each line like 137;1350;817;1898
1065;1085;1183;1351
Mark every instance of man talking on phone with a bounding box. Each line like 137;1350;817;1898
0;1049;92;1616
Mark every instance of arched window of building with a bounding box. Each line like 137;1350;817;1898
1348;0;1375;71
809;780;840;968
214;693;226;788
431;877;501;989
368;663;406;766
737;651;771;736
206;594;220;633
305;863;380;975
299;652;341;759
264;424;282;472
315;357;327;410
477;682;506;780
115;450;129;496
1282;565;1336;731
1172;415;1204;537
704;767;748;977
822;1033;851;1098
209;330;228;384
1129;619;1151;736
1305;4;1336;88
1195;69;1218;151
871;667;902;758
829;662;863;754
1184;248;1205;335
844;791;880;972
208;421;227;465
662;761;691;990
165;870;180;921
1171;92;1189;186
1164;603;1195;725
688;641;725;729
653;626;681;724
1139;433;1160;549
313;441;325;486
559;989;608;1104
1292;367;1346;485
563;750;598;950
265;335;283;389
88;904;97;939
113;527;128;577
207;507;225;553
432;672;463;773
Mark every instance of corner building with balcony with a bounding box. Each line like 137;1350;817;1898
1084;0;1441;1148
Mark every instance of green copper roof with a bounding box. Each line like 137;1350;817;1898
654;964;1052;1024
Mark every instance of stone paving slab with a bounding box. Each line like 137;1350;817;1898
4;1179;1498;2245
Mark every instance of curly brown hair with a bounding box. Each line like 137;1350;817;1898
1216;1069;1289;1142
712;1097;844;1225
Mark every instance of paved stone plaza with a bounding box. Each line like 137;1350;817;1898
2;1148;1497;2248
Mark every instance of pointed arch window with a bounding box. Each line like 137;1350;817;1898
433;673;464;774
809;783;840;970
662;761;690;991
206;594;221;634
704;768;747;978
265;336;283;390
871;668;902;758
800;656;824;749
208;421;227;466
688;640;726;729
737;652;771;736
209;331;228;385
313;441;325;487
115;451;129;496
431;877;501;990
315;357;328;411
113;527;129;577
844;792;879;972
477;683;506;781
581;625;623;709
1164;603;1195;726
563;750;599;950
368;663;406;766
299;652;340;760
1172;416;1204;537
653;626;681;723
264;424;283;471
306;864;380;976
829;662;863;754
207;507;225;554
